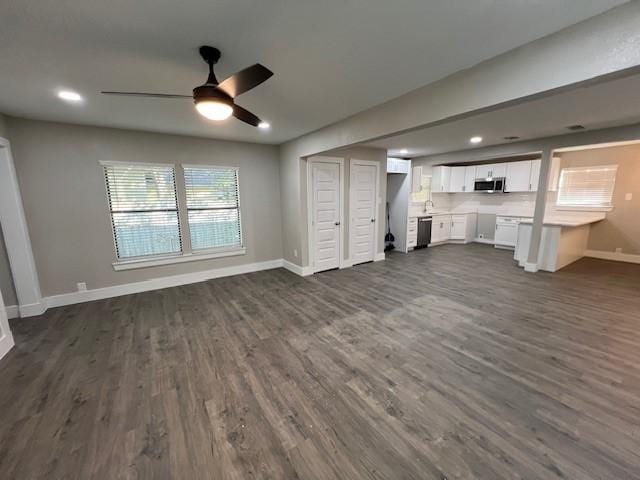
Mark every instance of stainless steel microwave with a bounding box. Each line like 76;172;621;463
474;177;505;193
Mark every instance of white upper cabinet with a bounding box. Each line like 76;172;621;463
449;167;466;193
411;166;423;193
475;163;505;179
529;159;541;192
505;160;532;192
464;166;477;192
432;166;451;193
387;158;410;174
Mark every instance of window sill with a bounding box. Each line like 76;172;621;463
555;206;613;212
112;247;246;271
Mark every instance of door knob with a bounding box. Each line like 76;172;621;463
335;221;340;226
371;218;375;223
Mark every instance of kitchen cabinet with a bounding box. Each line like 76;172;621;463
387;157;410;174
449;167;466;193
494;216;531;248
411;166;422;193
450;215;467;240
464;166;477;192
431;215;451;243
407;217;418;249
505;160;532;192
529;159;541;191
432;166;451;193
476;163;506;179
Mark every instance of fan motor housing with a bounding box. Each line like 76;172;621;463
192;85;233;106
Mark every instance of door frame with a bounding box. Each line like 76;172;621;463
0;287;14;360
0;137;45;318
349;159;380;266
306;156;346;273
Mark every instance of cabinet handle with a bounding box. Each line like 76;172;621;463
370;218;375;223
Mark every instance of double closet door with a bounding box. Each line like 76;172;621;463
310;159;378;273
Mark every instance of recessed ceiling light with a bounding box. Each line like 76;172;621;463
399;148;409;155
57;90;83;102
258;121;271;130
470;136;483;144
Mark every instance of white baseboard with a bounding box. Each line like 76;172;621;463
0;332;15;361
474;237;495;245
19;301;47;317
4;305;19;319
44;258;284;311
524;262;539;273
283;260;314;277
374;252;386;262
584;250;640;265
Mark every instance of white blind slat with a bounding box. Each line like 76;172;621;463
557;165;617;207
184;166;242;250
104;164;182;259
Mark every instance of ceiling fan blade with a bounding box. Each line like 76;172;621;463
233;104;261;127
218;64;273;98
101;91;192;99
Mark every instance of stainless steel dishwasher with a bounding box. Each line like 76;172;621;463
416;216;432;249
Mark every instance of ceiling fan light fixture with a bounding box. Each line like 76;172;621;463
195;100;233;121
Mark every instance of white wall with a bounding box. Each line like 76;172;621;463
7;118;283;298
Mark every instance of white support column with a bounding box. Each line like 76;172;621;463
0;139;45;316
525;148;553;272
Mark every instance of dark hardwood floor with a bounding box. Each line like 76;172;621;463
1;244;640;479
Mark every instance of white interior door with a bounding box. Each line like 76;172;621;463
350;162;377;265
0;287;15;361
312;162;341;273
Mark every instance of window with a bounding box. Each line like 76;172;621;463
183;165;242;251
557;165;618;208
103;162;181;259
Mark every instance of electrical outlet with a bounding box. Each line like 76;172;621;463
77;282;87;292
625;193;633;201
293;249;298;258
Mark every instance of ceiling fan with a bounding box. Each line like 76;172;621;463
102;46;273;127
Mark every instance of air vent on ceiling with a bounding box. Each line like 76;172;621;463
503;136;520;140
566;124;586;131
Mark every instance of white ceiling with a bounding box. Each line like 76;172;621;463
364;73;640;158
0;0;627;144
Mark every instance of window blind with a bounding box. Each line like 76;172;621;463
103;163;182;259
183;166;242;250
557;165;617;207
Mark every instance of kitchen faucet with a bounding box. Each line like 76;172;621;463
424;200;434;212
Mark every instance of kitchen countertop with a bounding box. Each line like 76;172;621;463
518;212;606;227
408;211;476;218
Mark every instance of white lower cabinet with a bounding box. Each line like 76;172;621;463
450;215;467;240
431;215;451;243
407;217;418;249
494;216;529;248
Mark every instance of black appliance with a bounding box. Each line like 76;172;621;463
416;216;432;249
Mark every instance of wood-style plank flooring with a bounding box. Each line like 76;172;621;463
1;244;640;479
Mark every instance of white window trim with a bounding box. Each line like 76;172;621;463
555;164;617;210
101;161;246;271
555;205;614;212
112;246;246;271
181;163;244;251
